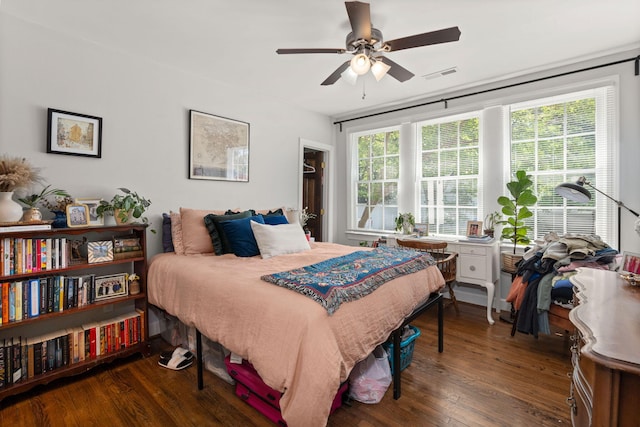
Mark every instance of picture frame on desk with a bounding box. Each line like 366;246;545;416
466;220;482;237
95;273;128;301
87;240;114;263
619;251;640;274
47;108;102;158
66;203;90;227
413;223;428;237
75;198;103;226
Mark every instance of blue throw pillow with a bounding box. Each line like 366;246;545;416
162;213;174;253
204;210;252;255
219;215;265;257
262;214;289;225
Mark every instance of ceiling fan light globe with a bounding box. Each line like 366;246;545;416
371;60;391;81
340;67;358;85
350;53;371;75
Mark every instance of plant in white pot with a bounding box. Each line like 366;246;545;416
0;155;42;222
497;170;538;272
97;188;152;229
395;212;415;235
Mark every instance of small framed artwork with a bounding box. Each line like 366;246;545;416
466;220;483;237
619;252;640;274
66;204;90;227
189;109;250;182
413;223;428;237
75;198;103;226
87;240;114;263
47;108;102;158
95;273;128;301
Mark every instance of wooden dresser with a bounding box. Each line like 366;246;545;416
568;268;640;427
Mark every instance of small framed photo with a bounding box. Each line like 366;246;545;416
95;273;128;301
66;204;90;227
87;240;114;263
47;108;102;158
619;252;640;274
466;220;483;237
75;198;103;226
413;223;428;237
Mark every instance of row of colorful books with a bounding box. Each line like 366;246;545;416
0;274;99;325
0;309;144;388
1;237;70;277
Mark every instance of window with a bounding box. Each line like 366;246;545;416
508;86;615;244
353;128;400;231
418;114;481;236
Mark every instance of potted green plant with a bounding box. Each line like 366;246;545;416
395;212;415;235
18;184;70;222
483;211;502;238
97;188;152;227
498;170;538;272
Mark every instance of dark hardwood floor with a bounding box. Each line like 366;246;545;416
0;303;573;426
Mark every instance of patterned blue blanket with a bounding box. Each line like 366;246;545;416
260;246;436;315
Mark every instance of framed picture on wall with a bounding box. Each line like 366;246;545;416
189;110;249;182
47;108;102;158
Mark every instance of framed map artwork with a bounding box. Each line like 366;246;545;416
189;110;250;182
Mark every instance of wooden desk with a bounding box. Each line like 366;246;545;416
568;268;640;427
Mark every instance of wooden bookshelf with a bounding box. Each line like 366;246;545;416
0;224;150;400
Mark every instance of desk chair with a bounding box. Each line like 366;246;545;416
397;239;460;314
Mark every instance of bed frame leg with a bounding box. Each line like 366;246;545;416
196;328;204;390
392;329;401;399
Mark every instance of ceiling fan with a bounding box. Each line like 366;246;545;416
276;1;461;86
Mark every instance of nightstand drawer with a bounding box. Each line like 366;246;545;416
459;245;489;256
459;256;487;281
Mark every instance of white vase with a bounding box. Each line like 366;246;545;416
0;191;24;223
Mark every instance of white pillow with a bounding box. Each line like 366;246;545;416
250;220;311;259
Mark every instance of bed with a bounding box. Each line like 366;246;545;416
149;208;445;426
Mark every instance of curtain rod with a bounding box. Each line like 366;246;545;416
333;55;640;130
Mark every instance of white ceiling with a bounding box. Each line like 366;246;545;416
3;0;640;117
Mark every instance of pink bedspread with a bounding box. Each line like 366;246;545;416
148;242;444;426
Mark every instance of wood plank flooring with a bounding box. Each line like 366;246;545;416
0;303;573;426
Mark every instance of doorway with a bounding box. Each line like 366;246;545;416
303;149;324;241
299;138;333;242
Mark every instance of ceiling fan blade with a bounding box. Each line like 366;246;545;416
276;48;346;54
379;57;414;82
345;1;371;41
385;26;461;52
321;61;351;86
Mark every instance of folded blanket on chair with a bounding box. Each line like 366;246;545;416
261;246;436;314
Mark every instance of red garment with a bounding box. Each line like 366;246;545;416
506;275;527;310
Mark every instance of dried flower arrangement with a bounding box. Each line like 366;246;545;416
299;207;317;228
42;194;75;213
0;155;42;192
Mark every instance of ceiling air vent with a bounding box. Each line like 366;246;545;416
422;67;458;80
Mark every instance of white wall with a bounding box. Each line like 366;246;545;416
333;50;640;254
0;12;333;256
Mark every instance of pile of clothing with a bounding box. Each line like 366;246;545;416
506;233;618;337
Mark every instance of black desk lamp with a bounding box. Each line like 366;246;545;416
555;176;639;248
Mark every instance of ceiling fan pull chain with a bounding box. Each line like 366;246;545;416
362;79;366;100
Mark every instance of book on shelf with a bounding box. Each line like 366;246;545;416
0;223;52;233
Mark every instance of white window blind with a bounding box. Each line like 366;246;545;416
507;86;616;246
417;113;482;236
353;128;400;231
